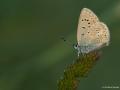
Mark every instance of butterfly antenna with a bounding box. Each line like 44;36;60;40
61;36;67;42
60;36;74;47
60;36;79;56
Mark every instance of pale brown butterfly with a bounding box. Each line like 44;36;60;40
74;8;110;56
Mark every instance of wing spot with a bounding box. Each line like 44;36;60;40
82;27;86;29
81;33;84;35
88;22;90;24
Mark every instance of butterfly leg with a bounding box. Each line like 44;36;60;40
78;46;84;57
76;45;79;57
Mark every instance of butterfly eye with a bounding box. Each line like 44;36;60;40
73;44;78;49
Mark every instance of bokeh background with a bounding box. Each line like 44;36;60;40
0;0;120;90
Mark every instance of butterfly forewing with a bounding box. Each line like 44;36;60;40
76;8;110;53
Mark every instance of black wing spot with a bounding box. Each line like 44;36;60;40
81;33;84;35
88;22;90;24
87;19;89;21
82;27;86;29
88;32;90;33
84;19;87;21
82;19;84;21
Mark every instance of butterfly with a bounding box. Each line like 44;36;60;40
74;8;110;56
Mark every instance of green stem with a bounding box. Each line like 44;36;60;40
58;51;101;90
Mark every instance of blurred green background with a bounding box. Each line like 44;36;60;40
0;0;120;90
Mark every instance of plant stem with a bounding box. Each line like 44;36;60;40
58;51;101;90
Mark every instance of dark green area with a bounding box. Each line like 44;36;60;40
0;0;120;90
